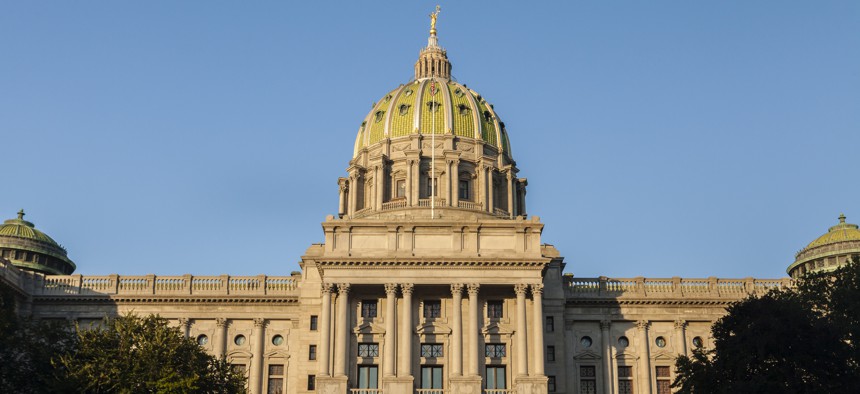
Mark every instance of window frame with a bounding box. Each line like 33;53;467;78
309;344;317;360
487;300;504;319
361;300;378;319
310;315;318;331
423;299;442;319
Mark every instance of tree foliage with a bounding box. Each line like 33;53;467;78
57;314;246;394
673;256;860;393
0;286;78;393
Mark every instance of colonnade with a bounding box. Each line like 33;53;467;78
316;282;546;386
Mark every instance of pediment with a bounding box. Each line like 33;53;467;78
353;321;386;335
416;320;451;335
265;349;291;360
572;350;602;360
652;351;674;361
615;351;638;361
481;321;513;336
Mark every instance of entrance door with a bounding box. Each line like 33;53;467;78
421;366;443;389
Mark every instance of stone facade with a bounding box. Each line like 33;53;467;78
0;11;838;394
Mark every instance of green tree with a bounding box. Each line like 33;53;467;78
0;286;78;393
57;314;246;394
673;256;860;393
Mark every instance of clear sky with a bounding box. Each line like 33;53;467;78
2;1;858;279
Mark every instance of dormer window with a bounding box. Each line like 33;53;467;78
426;101;441;113
404;89;414;96
454;88;465;97
374;110;385;123
399;104;411;116
457;104;470;116
483;111;493;122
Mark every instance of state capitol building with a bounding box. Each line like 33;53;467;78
1;9;858;394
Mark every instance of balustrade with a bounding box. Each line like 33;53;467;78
349;388;383;394
416;389;445;394
564;276;792;298
457;200;482;210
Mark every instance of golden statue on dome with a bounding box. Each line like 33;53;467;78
429;5;441;34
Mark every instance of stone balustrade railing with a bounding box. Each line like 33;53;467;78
457;200;482;210
418;198;446;207
32;273;300;297
564;276;792;298
492;208;509;218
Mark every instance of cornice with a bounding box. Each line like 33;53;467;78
33;295;300;304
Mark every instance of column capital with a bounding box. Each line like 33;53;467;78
514;283;529;296
600;320;611;331
674;320;687;330
253;318;266;328
530;283;544;296
216;318;228;328
636;320;650;331
450;283;464;295
467;283;480;296
401;283;415;296
337;283;351;296
384;283;399;295
178;318;190;328
321;283;334;294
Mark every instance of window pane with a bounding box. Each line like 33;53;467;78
424;300;441;318
580;366;596;377
618;380;633;394
657;380;671;394
361;300;378;318
310;315;318;330
269;364;284;376
655;366;670;378
267;378;283;394
618;366;633;378
580;380;596;394
358;366;379;389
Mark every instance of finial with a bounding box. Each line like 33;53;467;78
429;5;441;35
17;209;24;220
839;213;846;223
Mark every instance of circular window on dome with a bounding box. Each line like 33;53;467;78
272;335;284;346
197;334;208;346
618;336;629;348
580;336;592;348
404;89;413;96
692;336;703;348
655;336;667;348
234;335;246;346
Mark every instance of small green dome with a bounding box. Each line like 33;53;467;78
788;214;860;278
0;210;75;275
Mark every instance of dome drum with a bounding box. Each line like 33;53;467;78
788;214;860;278
0;211;75;275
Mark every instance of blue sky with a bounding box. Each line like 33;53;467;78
2;1;858;279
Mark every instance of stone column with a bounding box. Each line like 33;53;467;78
338;183;347;218
348;175;357;216
374;165;382;211
215;318;228;358
451;283;464;376
399;283;415;378
467;283;481;376
451;160;460;207
519;183;527;216
318;284;333;377
486;168;494;213
674;320;688;357
384;283;398;377
407;160;415;206
334;283;350;377
251;318;266;394
531;284;545;376
507;171;514;218
514;284;529;378
600;320;612;394
637;320;652;394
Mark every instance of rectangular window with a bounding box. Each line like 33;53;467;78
423;300;442;318
361;300;378;318
548;375;557;392
357;365;379;389
485;366;506;389
307;375;316;391
396;180;406;198
618;366;634;394
309;344;317;360
267;364;284;394
546;345;556;362
426;177;438;197
485;343;506;358
421;366;444;389
580;366;596;394
310;315;318;331
421;343;444;358
546;316;555;332
656;366;671;394
358;343;380;357
459;179;470;200
487;300;503;319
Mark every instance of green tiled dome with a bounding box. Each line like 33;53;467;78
353;79;513;160
0;210;75;275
